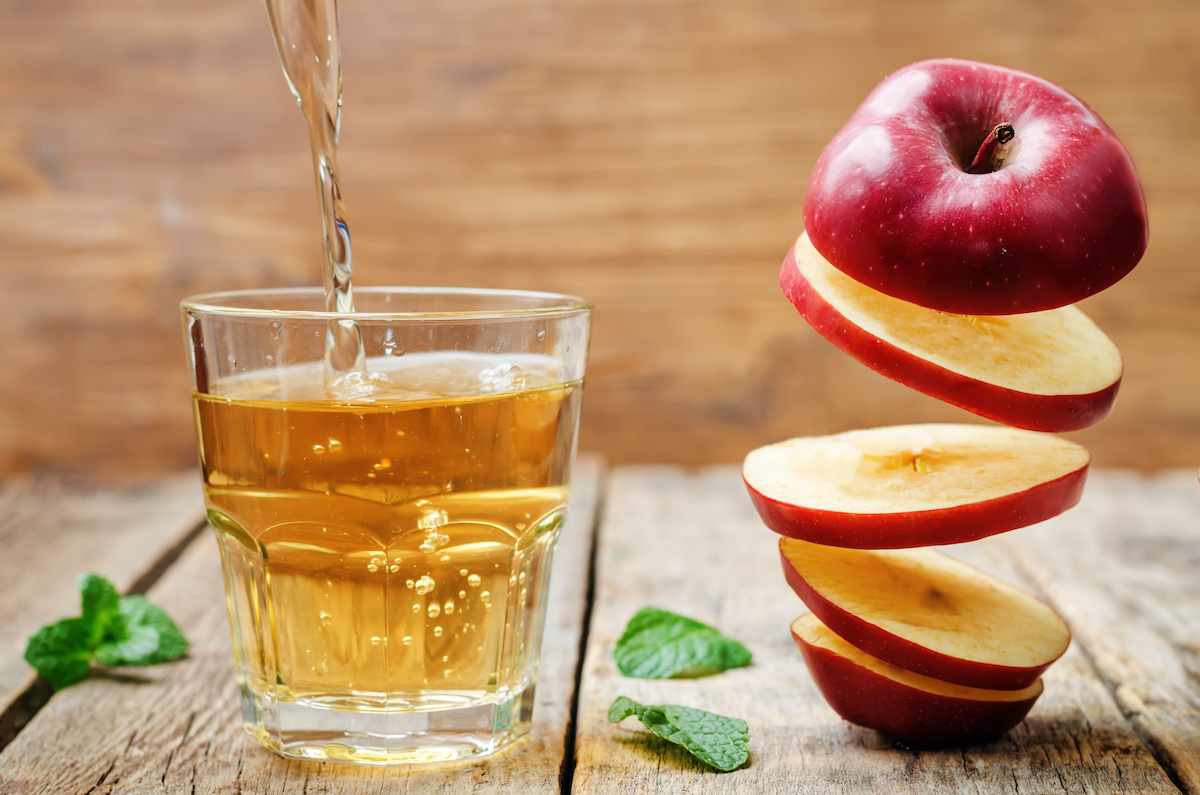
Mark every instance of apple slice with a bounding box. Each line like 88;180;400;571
781;231;1122;432
779;537;1069;690
744;424;1088;548
791;613;1044;748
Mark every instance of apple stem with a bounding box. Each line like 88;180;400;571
967;123;1015;174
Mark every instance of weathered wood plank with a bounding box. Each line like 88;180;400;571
0;457;602;793
0;474;205;740
3;0;1200;481
998;470;1200;793
572;466;1182;794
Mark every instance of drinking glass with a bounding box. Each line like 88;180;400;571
181;287;591;765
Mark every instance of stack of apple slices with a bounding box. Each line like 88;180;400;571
745;58;1147;747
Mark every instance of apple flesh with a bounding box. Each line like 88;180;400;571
803;58;1147;315
781;231;1123;432
791;613;1044;747
744;423;1089;548
780;537;1070;690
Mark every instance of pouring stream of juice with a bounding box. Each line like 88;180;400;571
263;0;367;386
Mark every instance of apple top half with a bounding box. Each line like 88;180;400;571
803;58;1148;315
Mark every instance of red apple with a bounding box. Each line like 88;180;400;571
781;232;1123;432
791;613;1044;747
744;424;1088;548
803;58;1147;315
779;537;1070;690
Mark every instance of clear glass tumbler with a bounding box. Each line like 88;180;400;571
181;287;592;765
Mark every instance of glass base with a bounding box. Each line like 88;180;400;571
240;683;536;765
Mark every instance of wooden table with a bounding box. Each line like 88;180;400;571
1;459;1198;793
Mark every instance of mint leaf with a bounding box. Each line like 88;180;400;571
614;607;752;679
104;596;190;665
25;574;190;689
95;623;161;668
608;696;749;772
78;573;120;646
24;617;94;690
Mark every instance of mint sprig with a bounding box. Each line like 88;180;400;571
614;607;752;679
24;574;190;690
608;696;749;772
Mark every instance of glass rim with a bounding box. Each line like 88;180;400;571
181;286;593;321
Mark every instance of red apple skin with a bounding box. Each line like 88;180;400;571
745;463;1086;549
793;628;1043;748
780;245;1121;432
780;547;1059;691
803;58;1148;315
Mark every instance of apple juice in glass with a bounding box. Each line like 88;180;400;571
183;289;591;764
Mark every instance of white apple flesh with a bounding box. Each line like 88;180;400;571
791;613;1044;747
803;58;1147;315
780;537;1070;690
782;231;1123;432
744;423;1089;548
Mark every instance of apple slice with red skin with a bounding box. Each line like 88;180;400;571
780;537;1070;690
781;231;1122;432
744;423;1089;549
803;58;1147;316
791;613;1044;748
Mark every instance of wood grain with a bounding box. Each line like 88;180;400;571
572;466;1185;794
0;475;205;739
998;470;1200;793
0;457;602;794
2;0;1198;481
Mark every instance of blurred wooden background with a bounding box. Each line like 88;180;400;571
1;0;1197;482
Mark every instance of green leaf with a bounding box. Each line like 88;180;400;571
25;575;190;689
614;607;752;679
95;624;162;667
77;573;121;645
24;617;94;690
112;595;190;664
608;696;749;772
